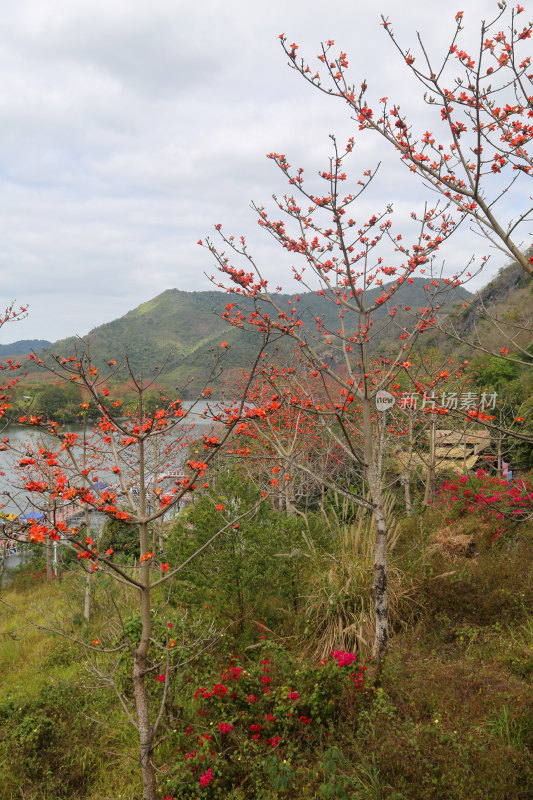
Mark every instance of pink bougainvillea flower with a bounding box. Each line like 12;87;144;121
199;768;214;787
217;722;233;734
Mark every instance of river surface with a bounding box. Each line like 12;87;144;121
0;400;224;516
0;551;30;586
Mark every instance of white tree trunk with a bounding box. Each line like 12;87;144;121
362;397;389;664
83;571;91;623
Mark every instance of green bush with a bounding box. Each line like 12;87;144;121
166;468;325;633
161;641;367;798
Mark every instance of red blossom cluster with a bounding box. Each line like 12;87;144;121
173;646;367;789
278;5;533;278
433;469;533;530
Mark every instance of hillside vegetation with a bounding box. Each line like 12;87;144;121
19;279;470;395
0;471;531;800
13;262;531;400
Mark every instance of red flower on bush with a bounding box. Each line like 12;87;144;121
433;472;532;531
199;768;214;787
217;722;233;734
332;649;358;667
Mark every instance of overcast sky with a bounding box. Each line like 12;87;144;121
0;0;524;344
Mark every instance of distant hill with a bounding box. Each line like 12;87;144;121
24;280;471;394
0;339;50;356
420;261;533;357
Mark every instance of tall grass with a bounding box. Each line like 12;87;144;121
302;492;415;659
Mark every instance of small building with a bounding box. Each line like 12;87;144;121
433;428;492;473
396;428;492;475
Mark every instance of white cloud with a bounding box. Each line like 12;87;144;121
0;0;521;343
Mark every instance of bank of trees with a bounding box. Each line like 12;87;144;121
203;2;533;666
206;132;476;663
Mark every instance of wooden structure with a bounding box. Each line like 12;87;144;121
433;429;492;472
397;428;492;475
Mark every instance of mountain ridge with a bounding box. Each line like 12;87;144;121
4;279;479;393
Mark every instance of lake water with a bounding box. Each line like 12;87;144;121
0;551;30;587
0;399;225;516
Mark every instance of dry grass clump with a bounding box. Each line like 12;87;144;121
302;492;415;660
431;526;476;559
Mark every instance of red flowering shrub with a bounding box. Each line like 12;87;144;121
432;469;533;543
164;644;367;797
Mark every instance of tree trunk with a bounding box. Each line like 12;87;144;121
362;397;389;665
83;508;91;622
84;571;91;623
133;650;158;799
368;468;389;664
134;430;158;800
404;413;413;515
423;418;436;505
133;523;158;800
46;537;53;582
403;468;412;516
133;640;158;799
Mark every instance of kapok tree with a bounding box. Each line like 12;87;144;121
0;301;28;573
225;367;355;516
279;4;533;279
204;129;474;663
0;302;28;425
388;352;486;507
4;345;269;800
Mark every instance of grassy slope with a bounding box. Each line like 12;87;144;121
422;262;533;357
0;572;140;799
0;516;531;800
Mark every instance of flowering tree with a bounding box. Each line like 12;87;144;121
0;302;28;575
0;302;28;424
3;345;270;800
204;114;477;664
225;369;355;516
279;4;533;278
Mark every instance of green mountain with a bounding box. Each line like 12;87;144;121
420;261;533;357
0;339;50;356
24;280;471;394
